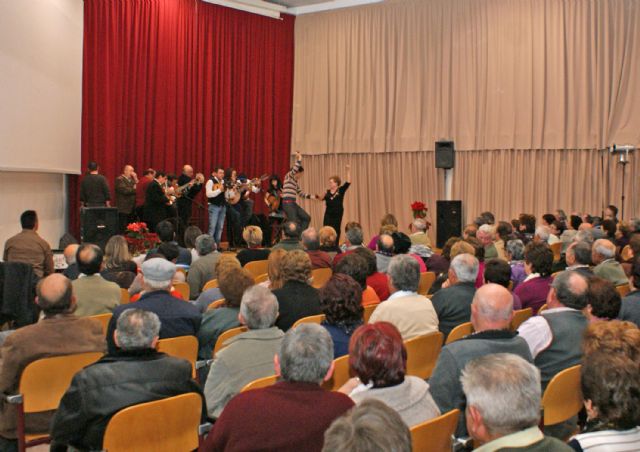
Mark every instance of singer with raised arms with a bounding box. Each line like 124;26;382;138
320;164;351;243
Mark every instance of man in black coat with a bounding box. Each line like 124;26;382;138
176;165;203;234
50;308;204;451
143;171;170;232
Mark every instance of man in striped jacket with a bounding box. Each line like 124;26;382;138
281;152;318;231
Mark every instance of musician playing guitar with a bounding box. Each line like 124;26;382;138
205;167;227;247
176;164;205;233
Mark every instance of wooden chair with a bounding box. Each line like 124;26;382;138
445;322;473;345
244;259;269;278
120;288;131;304
173;281;190;300
89;313;112;334
6;352;104;451
202;278;219;291
541;365;582;426
311;267;333;289
322;354;351;391
363;303;379;324
157;336;198;378
241;374;279;392
537;303;548;314
292;314;326;329
620;244;633;262
417;272;436;296
405;331;444;379
616;284;631;298
213;326;249;356
510;308;533;331
550;242;562;262
254;273;269;284
102;392;202;452
410;409;460;452
207;298;225;311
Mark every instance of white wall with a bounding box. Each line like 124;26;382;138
0;171;67;251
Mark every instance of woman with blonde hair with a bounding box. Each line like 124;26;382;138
192;255;241;313
319;226;341;259
368;214;399;250
262;248;287;290
236;225;270;266
101;235;137;288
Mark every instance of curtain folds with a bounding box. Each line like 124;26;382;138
72;0;295;235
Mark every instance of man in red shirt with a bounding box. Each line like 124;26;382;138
134;168;155;221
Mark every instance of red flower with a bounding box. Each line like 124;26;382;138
411;201;426;211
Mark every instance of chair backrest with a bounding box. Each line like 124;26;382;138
405;331;444;379
173;282;190;300
445;322;473;345
550;242;562;262
292;314;326;329
102;392;202;452
202;278;219;291
410;409;460;452
537;303;548;314
240;374;279;392
321;354;350;391
541;364;582;425
213;326;249;356
417;272;436;296
254;273;269;284
157;336;198;377
89;313;113;334
244;260;269;278
19;352;104;413
510;308;533;331
616;284;631;298
363;303;379;324
207;298;225;311
311;267;333;289
120;288;130;304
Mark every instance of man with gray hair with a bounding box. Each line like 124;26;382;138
477;224;499;259
591;238;628;286
204;286;285;418
51;309;203;451
106;258;201;353
204;324;354;451
565;241;593;278
187;233;220;299
368;254;438;340
518;271;589;390
332;223;364;266
429;284;533;436
431;253;478;340
301;227;332;269
409;218;432;248
461;354;572;451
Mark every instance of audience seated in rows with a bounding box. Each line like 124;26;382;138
192;254;241;313
272;221;304;252
322;399;411;452
62;243;79;280
592;239;628;286
302;227;332;269
332;223;364;266
334;254;379;306
506;239;527;290
391;231;427;272
513;242;554;314
204;285;284;418
0;274;105;451
408;217;431;248
319;274;363;358
352;247;390;301
187;234;220;300
431;253;478;340
477;224;499;259
148;220;191;266
183;225;203;264
203;324;354;451
197;268;254;359
100;235;137;288
517;213;537;244
430;284;533;436
235;225;270;266
369;254;438;340
106;258;201;353
339;322;440;427
2;210;53;279
260;248;287;290
375;233;394;273
318;226;342;259
272;250;321;331
462;353;572;451
72;243;121;317
50;309;202;451
583;277;621;323
565;241;593;278
620;256;640;327
484;258;522;308
518;271;589;390
367;214;398;251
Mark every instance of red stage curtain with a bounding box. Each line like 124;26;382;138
71;0;295;236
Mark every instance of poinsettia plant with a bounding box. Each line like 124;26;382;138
410;201;428;219
125;222;159;256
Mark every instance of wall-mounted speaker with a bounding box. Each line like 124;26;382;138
435;140;455;169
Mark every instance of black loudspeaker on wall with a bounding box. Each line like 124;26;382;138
436;200;462;248
435;140;455;169
81;207;118;250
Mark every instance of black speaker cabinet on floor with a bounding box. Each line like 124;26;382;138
436;200;462;248
435;140;455;169
81;207;118;250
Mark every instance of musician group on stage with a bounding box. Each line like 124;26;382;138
80;153;350;249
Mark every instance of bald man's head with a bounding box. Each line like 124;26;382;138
36;274;75;315
183;165;194;177
378;234;394;254
471;283;514;331
63;244;79;265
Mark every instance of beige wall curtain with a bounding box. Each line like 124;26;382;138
292;0;640;240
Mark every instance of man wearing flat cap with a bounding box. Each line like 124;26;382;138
105;258;202;353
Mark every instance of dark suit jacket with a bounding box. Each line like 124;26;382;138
431;282;476;340
272;281;321;331
143;180;169;231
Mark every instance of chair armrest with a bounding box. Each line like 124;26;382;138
453;436;473;452
5;394;23;404
195;359;214;370
198;422;213;436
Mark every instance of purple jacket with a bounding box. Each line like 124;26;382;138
510;261;527;290
513;276;553;314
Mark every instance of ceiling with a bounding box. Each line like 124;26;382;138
267;0;329;6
